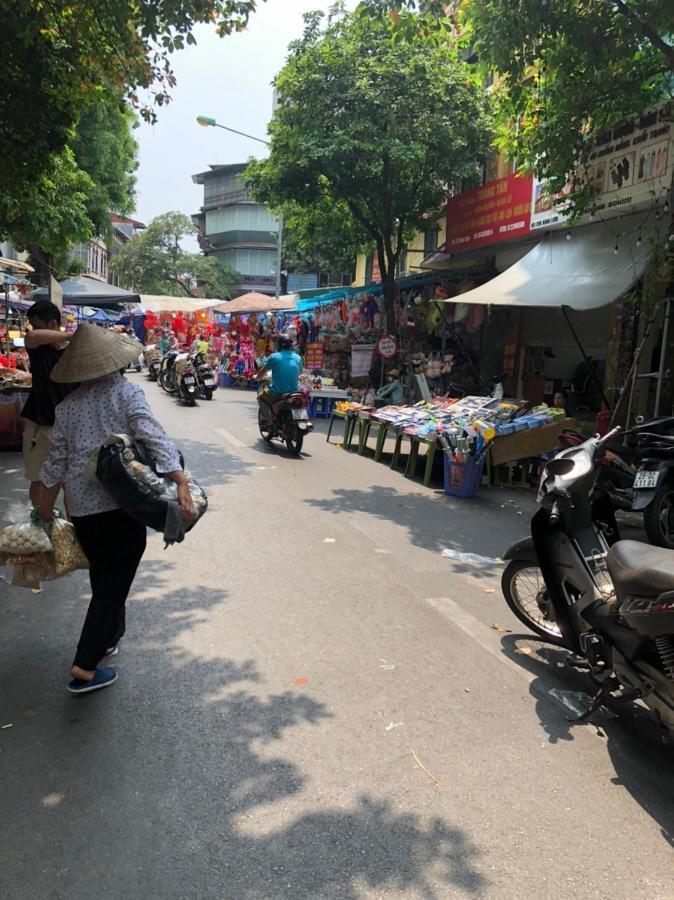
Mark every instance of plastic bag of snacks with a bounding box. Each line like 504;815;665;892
49;518;89;576
0;509;88;590
0;508;53;556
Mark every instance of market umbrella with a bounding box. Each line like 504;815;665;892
215;292;298;315
32;275;140;306
140;295;225;314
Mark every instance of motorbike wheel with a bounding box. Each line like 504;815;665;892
258;408;273;443
204;389;213;401
501;560;564;645
643;480;674;549
159;371;176;394
284;419;304;455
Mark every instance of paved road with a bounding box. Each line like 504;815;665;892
1;378;673;899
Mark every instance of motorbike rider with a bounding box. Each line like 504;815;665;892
257;334;303;426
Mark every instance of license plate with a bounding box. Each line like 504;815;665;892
634;470;660;490
292;409;309;420
184;376;195;384
204;378;214;386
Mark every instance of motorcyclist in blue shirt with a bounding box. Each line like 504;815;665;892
257;335;303;426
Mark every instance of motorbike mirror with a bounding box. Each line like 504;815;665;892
635;415;644;425
545;457;575;476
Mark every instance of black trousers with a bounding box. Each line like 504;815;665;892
72;509;147;671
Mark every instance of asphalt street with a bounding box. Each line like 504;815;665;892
1;377;673;899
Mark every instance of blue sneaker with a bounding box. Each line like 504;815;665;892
68;667;118;695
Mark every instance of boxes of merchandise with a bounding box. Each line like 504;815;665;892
489;418;575;466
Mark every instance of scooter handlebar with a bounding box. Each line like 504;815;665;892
597;425;621;446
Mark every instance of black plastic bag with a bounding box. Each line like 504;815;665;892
96;436;207;535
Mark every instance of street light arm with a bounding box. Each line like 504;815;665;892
196;116;269;146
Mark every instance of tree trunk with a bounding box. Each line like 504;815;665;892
376;239;396;335
27;244;52;288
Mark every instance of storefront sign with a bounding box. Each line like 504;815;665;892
375;335;397;359
445;173;534;252
531;104;674;230
304;341;324;370
351;344;374;377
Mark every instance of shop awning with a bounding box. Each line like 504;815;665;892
32;275;140;306
0;257;34;274
435;213;659;311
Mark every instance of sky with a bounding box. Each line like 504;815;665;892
134;0;357;248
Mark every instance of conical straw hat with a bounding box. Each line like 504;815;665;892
50;323;142;383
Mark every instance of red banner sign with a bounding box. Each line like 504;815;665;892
445;173;533;253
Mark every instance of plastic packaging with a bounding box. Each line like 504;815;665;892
0;506;53;555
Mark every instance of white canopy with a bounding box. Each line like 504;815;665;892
139;295;224;314
439;213;658;310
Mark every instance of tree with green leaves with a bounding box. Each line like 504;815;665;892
2;1;262;205
280;198;364;278
373;0;673;206
461;0;674;205
1;99;139;281
111;212;236;299
246;5;490;332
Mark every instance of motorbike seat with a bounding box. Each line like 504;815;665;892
608;540;674;597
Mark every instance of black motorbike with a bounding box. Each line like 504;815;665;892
502;427;674;736
145;345;161;382
257;384;313;455
158;351;179;394
192;352;217;401
176;357;198;406
632;424;674;549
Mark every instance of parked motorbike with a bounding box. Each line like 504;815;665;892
176;356;198;407
633;431;674;549
502;427;674;737
558;416;674;545
158;351;179;394
192;352;217;401
257;381;313;454
144;345;161;382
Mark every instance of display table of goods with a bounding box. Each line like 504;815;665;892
331;396;571;494
0;369;31;448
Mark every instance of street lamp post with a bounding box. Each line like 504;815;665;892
196;115;283;299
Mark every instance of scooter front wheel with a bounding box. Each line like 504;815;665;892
501;560;565;645
159;371;176;394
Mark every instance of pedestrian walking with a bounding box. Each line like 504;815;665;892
36;323;196;695
21;300;75;505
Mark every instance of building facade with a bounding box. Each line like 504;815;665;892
192;163;280;296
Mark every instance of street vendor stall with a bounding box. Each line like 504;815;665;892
330;394;572;496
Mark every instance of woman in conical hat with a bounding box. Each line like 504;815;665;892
36;323;196;695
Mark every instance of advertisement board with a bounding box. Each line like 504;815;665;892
445;173;534;253
531;104;673;231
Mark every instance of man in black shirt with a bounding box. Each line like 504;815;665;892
22;301;75;505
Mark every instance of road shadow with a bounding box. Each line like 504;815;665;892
173;434;254;493
305;482;528;569
0;556;488;898
501;634;674;850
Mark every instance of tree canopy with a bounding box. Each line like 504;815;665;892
246;5;491;331
279;197;366;279
462;0;674;203
111;212;236;299
0;100;138;272
2;1;262;203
